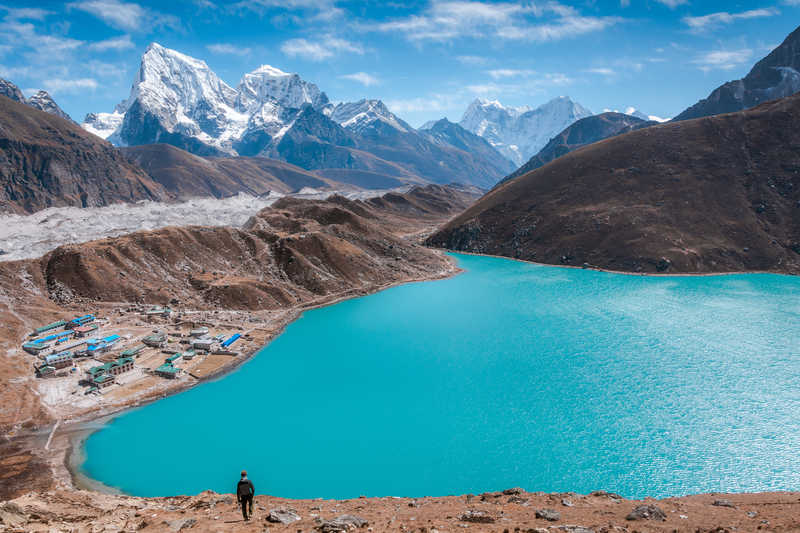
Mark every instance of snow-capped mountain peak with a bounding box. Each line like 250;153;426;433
459;96;592;166
236;64;329;114
330;99;409;134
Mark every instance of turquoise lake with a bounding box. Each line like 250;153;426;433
81;253;800;499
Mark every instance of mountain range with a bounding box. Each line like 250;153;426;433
81;43;513;188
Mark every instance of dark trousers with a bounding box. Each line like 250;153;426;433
239;494;253;520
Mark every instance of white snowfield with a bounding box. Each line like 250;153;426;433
0;188;407;262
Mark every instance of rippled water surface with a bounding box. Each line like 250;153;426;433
82;254;800;498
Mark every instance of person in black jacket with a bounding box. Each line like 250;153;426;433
236;470;255;520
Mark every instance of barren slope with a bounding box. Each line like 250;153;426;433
0;96;169;214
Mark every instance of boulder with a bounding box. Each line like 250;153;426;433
561;498;574;507
267;508;301;524
712;499;736;508
459;510;495;523
507;495;528;504
316;514;369;532
552;527;595;533
502;487;524;495
535;508;561;521
165;518;196;531
625;504;667;521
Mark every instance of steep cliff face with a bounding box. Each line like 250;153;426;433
674;25;800;121
429;94;800;274
0;95;169;214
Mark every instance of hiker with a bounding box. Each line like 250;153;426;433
237;470;255;520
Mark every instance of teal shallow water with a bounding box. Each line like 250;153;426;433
82;253;800;499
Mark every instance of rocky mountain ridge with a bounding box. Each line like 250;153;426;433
0;78;72;122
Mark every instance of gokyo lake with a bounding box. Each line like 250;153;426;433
81;253;800;499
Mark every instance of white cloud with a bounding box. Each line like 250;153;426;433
0;7;53;21
487;68;535;79
585;67;615;76
43;77;98;94
456;55;488;65
339;72;379;86
88;34;134;51
281;36;363;61
0;22;83;53
367;1;622;43
683;8;780;32
691;48;753;71
67;0;180;32
206;43;252;56
656;0;688;7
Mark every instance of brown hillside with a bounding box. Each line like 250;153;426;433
121;143;348;198
427;94;800;274
0;96;169;214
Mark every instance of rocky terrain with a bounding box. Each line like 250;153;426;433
499;113;654;184
0;95;169;214
2;485;798;532
428;94;800;274
674;24;800;121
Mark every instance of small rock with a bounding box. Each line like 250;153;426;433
625;504;666;521
552;527;595;533
507;496;528;504
535;508;560;521
267;508;301;524
166;518;196;532
502;487;524;495
747;511;758;518
459;510;495;523
561;498;574;507
713;499;736;508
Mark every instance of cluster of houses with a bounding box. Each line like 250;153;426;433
27;312;245;392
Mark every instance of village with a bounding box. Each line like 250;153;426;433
17;304;278;426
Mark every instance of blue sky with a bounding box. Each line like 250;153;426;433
1;0;798;126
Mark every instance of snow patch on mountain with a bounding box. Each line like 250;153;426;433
330;99;409;134
82;111;125;139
